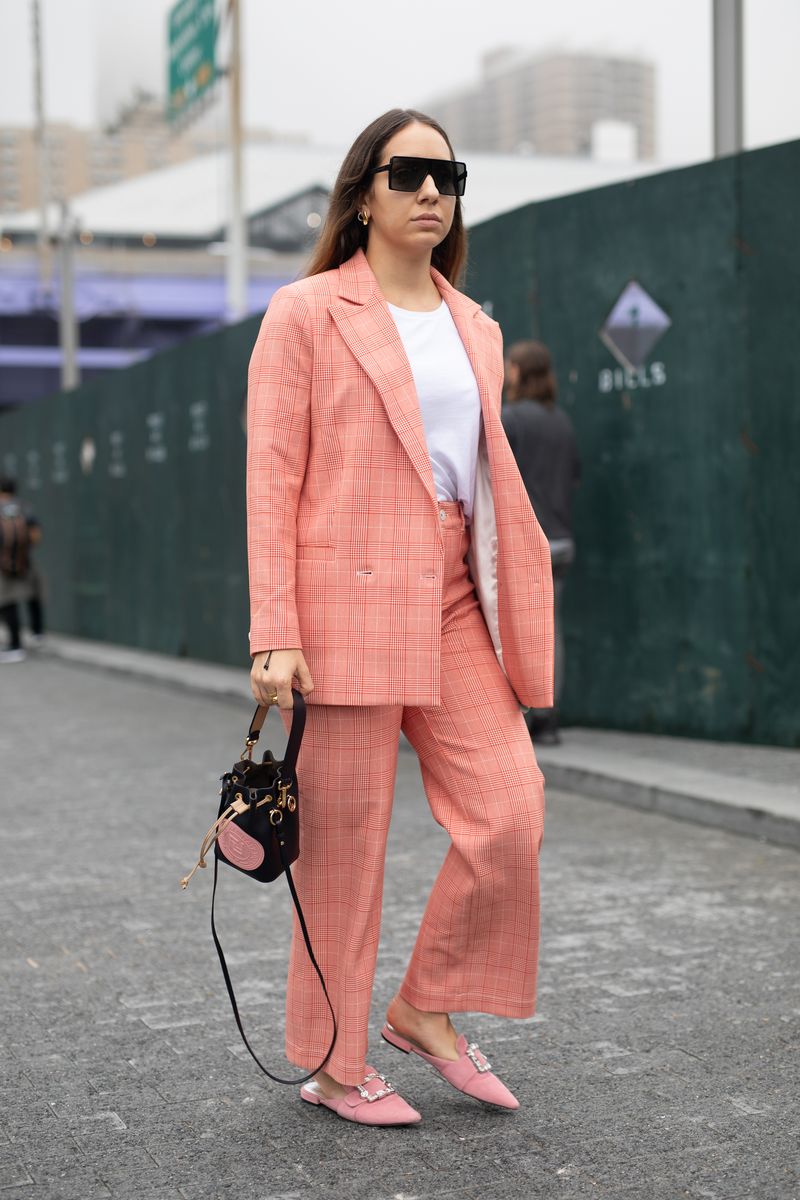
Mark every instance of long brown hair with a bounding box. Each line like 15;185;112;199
305;108;467;284
508;341;558;405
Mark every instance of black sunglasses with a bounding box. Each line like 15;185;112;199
369;155;468;197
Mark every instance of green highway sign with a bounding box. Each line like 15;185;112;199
167;0;218;123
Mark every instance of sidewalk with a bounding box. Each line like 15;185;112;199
535;729;800;851
39;633;800;851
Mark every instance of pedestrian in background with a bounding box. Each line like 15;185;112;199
246;109;553;1126
503;342;581;745
26;547;46;649
0;477;43;664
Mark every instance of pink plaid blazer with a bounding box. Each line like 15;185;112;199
246;249;554;708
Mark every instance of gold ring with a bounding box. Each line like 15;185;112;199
267;692;278;704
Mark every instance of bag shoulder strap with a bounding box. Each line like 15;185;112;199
209;807;337;1086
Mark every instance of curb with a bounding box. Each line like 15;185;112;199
40;634;254;708
537;760;800;851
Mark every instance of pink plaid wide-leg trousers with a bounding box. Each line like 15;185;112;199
283;502;545;1085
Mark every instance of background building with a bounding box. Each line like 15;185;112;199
0;90;300;214
425;48;656;160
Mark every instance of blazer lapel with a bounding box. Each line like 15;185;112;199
434;270;504;445
328;252;438;504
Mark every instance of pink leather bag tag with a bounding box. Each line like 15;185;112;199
218;822;265;872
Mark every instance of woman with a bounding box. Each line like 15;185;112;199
246;109;553;1126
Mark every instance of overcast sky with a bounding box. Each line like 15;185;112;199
1;0;798;164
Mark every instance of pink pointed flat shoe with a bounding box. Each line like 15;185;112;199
381;1023;520;1110
300;1066;421;1126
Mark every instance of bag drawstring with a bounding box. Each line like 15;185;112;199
180;796;249;890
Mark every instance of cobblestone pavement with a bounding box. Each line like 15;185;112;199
1;659;798;1200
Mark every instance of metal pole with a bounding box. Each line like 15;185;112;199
225;0;247;321
713;0;744;157
31;0;53;288
58;203;80;390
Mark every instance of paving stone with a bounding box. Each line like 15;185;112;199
91;1146;183;1195
105;1190;183;1200
174;1163;312;1199
0;1160;34;1189
21;1160;112;1199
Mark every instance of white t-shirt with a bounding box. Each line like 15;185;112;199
388;299;482;520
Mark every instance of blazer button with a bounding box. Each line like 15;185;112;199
439;509;447;521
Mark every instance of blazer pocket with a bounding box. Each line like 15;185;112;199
295;546;335;562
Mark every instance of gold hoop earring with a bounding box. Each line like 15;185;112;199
357;209;369;226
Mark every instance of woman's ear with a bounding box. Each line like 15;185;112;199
355;193;371;226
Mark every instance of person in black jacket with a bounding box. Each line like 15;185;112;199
0;477;43;663
502;342;580;743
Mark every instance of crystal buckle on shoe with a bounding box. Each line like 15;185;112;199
466;1043;492;1073
357;1071;396;1102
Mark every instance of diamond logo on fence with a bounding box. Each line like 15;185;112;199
600;281;672;371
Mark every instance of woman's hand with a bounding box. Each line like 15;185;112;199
250;648;313;709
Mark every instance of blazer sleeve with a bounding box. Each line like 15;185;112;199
246;286;312;655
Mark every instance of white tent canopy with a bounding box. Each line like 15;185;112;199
2;141;666;240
